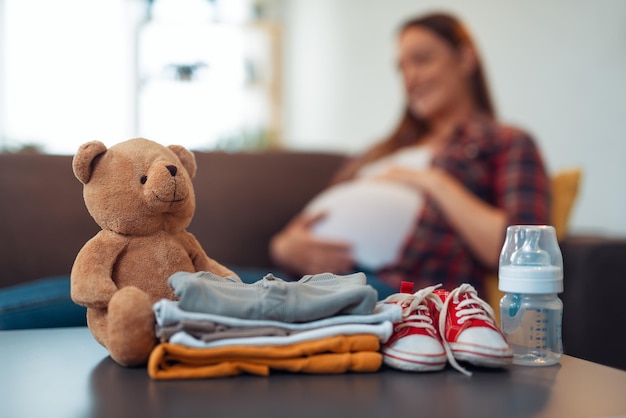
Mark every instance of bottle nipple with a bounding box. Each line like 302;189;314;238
510;228;551;266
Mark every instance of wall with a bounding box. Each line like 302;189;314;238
280;0;626;236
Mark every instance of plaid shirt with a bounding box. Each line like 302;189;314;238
378;115;551;294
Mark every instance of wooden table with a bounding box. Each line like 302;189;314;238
1;327;625;418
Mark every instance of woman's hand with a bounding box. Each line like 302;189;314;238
270;212;355;275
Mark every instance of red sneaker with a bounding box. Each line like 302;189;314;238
434;284;513;375
380;281;447;372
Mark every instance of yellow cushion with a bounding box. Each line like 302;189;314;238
551;168;582;241
485;168;582;318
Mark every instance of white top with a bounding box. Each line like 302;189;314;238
304;146;432;270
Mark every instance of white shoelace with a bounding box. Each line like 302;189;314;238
438;283;498;377
383;284;443;335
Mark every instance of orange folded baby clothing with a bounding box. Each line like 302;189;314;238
148;333;382;380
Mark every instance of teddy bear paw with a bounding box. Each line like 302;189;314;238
107;286;157;367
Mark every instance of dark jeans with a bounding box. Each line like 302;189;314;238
0;268;397;330
0;276;87;330
230;266;397;300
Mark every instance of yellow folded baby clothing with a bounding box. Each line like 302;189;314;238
148;333;382;380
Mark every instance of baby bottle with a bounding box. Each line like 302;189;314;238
499;225;564;366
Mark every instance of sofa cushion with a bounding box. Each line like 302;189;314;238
190;150;347;269
0;150;348;288
0;153;99;289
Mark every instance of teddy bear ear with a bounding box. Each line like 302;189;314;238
168;145;197;179
72;141;108;184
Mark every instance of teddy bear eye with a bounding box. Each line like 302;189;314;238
140;175;148;185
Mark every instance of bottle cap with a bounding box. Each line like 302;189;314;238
498;225;563;294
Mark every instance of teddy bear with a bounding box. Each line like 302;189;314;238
70;138;238;367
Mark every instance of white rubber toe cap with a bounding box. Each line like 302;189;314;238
457;327;509;349
387;334;445;356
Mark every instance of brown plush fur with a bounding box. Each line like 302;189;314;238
70;138;237;366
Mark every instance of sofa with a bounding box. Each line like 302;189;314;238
1;149;625;371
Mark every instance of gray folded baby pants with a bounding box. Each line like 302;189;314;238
168;271;378;323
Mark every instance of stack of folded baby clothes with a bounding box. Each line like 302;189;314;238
147;271;402;380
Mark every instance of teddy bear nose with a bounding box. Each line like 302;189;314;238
166;165;178;176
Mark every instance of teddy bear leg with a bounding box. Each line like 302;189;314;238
107;286;156;367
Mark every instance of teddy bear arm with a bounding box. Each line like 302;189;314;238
184;232;240;279
201;256;240;279
70;232;127;308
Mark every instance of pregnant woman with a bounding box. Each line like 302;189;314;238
270;12;550;299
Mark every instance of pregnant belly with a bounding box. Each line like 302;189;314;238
304;179;422;270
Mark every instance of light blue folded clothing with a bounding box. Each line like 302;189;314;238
169;321;394;349
154;298;402;330
168;271;379;322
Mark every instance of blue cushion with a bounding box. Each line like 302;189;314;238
0;276;87;330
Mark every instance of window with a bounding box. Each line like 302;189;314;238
0;0;280;154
